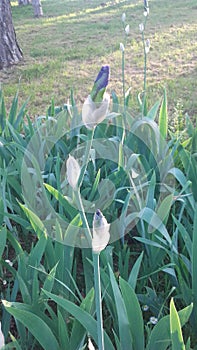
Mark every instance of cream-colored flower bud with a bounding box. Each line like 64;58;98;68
144;7;149;16
88;338;95;350
92;209;110;254
139;23;144;32
125;24;130;35
66;155;81;190
145;39;150;54
122;13;126;22
82;93;110;129
120;42;125;52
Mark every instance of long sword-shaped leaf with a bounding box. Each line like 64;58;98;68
146;303;193;350
170;298;185;350
0;226;7;259
108;265;133;350
119;278;144;350
43;290;114;350
159;88;168;139
2;301;59;350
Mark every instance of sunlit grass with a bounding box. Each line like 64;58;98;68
1;0;197;117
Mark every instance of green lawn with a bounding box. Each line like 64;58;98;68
1;0;197;117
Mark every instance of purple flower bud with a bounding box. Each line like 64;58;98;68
90;65;110;103
94;65;110;91
144;0;149;10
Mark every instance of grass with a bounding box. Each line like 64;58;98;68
0;0;197;117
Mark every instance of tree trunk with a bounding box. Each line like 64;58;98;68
0;0;23;69
31;0;43;17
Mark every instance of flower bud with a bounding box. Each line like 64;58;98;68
82;93;110;129
145;38;150;53
144;8;149;16
120;42;125;52
125;24;130;35
122;13;126;22
139;23;144;32
144;0;149;15
90;65;110;103
92;209;110;254
88;338;95;350
66;155;81;190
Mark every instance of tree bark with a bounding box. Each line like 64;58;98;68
0;0;23;69
31;0;43;17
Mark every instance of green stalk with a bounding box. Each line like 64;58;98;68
122;49;126;115
75;189;92;247
141;15;148;117
93;252;105;350
118;43;126;170
78;128;95;188
75;128;95;246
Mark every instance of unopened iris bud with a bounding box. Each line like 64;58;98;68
90;65;110;103
88;338;95;350
82;93;110;129
122;13;126;22
120;42;125;52
139;23;144;32
82;66;110;129
145;38;150;53
144;0;149;11
92;209;110;254
125;24;130;35
66;155;81;190
144;0;149;16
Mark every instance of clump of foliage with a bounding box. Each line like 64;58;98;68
0;1;197;349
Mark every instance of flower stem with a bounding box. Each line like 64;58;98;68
141;15;148;117
75;128;95;247
78;128;95;188
118;46;126;170
75;189;92;247
93;252;105;350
